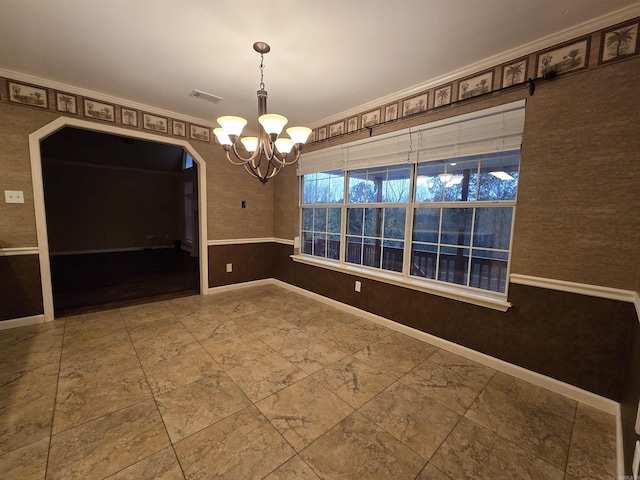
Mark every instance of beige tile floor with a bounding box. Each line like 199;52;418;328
0;285;617;479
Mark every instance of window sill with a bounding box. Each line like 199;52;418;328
290;254;512;312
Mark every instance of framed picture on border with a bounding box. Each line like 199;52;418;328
308;130;317;143
501;58;528;87
537;38;590;77
173;120;186;137
83;98;115;122
600;20;639;64
347;116;358;133
190;124;210;142
458;70;493;100
433;84;452;107
8;81;48;109
143;113;168;133
385;103;399;122
361;109;381;128
317;127;327;141
402;93;428;117
55;91;77;114
121;108;138;127
329;121;344;138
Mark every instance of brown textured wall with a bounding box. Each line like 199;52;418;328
273;243;634;400
272;163;299;241
512;58;640;289
621;319;640;474
208;243;275;287
0;255;43;321
0;102;59;248
190;142;275;241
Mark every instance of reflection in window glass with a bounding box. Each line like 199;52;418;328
348;165;410;203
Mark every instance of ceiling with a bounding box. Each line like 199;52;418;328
1;0;637;131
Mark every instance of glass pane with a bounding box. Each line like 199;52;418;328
469;250;509;292
327;234;340;260
413;208;441;243
327;208;342;233
348;169;377;203
328;174;345;203
313;208;327;232
383;208;406;240
364;208;382;237
478;152;519;201
302;208;313;231
315;177;330;203
313;233;327;257
411;243;437;279
473;208;513;250
302;231;313;255
440;208;473;246
347;208;363;235
444;159;479;202
383;166;411;202
346;236;362;264
382;240;404;272
438;246;469;286
302;178;316;204
415;161;445;202
362;238;381;268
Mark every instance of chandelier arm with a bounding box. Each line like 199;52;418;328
243;163;259;179
230;141;261;164
225;150;252;166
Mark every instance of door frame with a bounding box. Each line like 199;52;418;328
29;117;209;321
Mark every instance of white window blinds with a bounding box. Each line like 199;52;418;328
298;99;525;175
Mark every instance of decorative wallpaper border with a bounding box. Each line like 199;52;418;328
1;16;637;147
308;16;639;145
0;78;215;144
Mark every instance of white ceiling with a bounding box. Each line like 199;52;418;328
1;0;638;130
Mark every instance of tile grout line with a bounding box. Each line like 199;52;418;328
44;318;68;480
120;307;189;480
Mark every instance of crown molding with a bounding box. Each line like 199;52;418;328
310;4;640;129
0;67;217;127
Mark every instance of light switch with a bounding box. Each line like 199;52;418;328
5;190;24;203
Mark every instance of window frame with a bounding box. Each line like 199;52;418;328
294;100;525;311
296;153;519;311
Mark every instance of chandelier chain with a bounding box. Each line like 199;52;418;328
259;53;265;90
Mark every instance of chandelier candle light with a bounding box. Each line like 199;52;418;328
213;42;312;184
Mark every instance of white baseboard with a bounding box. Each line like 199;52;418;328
0;314;46;330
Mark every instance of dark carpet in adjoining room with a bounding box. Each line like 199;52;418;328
50;249;199;317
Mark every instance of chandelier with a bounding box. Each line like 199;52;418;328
213;42;312;184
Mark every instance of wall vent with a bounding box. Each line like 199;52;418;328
189;89;223;103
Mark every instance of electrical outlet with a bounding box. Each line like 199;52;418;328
633;440;640;480
355;281;361;292
226;263;233;273
4;190;24;203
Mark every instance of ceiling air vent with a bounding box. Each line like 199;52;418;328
189;89;223;103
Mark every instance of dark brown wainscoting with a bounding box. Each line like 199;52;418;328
273;243;635;401
0;254;44;321
621;318;640;476
208;243;275;288
50;248;199;316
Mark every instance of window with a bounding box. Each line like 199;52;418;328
183;152;194;169
301;171;344;260
346;165;410;272
296;100;525;305
411;151;518;293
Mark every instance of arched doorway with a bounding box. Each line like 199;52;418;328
29;117;209;321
